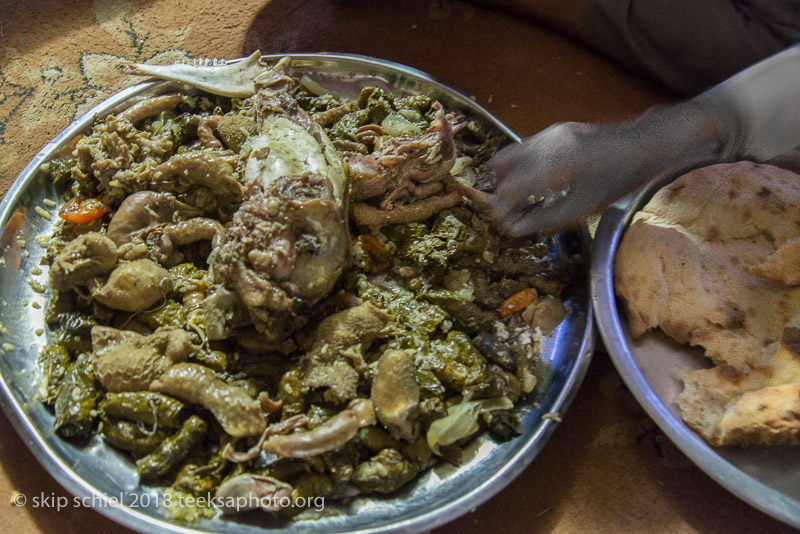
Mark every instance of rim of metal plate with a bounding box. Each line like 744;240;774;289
0;52;595;534
591;178;800;529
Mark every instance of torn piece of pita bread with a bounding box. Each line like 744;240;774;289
677;317;800;446
749;237;800;286
615;162;800;371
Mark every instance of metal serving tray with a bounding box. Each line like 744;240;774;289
0;53;594;533
592;179;800;529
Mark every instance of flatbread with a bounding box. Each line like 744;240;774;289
615;162;800;372
749;237;800;286
677;317;800;446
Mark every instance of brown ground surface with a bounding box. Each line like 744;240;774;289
0;1;793;532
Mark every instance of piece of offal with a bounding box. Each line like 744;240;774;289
150;362;266;437
121;53;350;344
371;349;421;440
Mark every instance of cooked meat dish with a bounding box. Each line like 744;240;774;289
36;54;574;519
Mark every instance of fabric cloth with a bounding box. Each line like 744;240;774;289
585;0;800;95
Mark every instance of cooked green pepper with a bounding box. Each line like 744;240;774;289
136;415;207;482
416;370;447;426
99;392;184;428
403;436;433;470
169;263;207;289
394;94;432;115
47;156;78;186
357;275;447;339
260;457;315;485
357;87;394;124
296;91;341;112
320;441;358;484
55;311;97;337
390;212;468;270
479;367;523;403
483;410;520;442
417;369;446;401
54;353;99;438
328;109;370;142
382;221;427;251
146;111;196;155
473;331;517;372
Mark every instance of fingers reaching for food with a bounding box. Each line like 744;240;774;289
491;43;800;235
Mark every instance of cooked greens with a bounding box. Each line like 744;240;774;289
36;59;574;521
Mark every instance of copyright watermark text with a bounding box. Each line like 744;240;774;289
10;490;326;513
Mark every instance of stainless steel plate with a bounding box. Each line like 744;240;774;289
0;53;594;534
592;179;800;529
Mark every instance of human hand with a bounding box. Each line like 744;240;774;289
490;43;800;236
490;102;727;235
489;121;645;235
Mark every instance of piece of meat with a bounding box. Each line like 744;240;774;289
91;326;195;392
262;398;375;458
210;173;348;343
215;474;293;514
90;259;173;312
73;116;173;205
49;232;118;291
299;303;389;402
371;349;420;440
107;191;201;247
150;363;266;437
348;102;457;208
151;151;244;210
134;218;226;264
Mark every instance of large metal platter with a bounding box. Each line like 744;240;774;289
0;53;594;533
592;178;800;529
